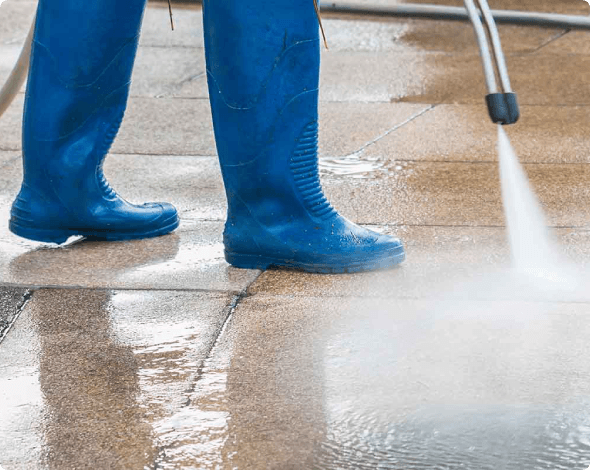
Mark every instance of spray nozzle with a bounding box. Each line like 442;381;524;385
485;92;519;125
464;0;519;126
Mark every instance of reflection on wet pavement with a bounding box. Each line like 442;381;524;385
223;294;590;469
0;288;234;469
33;289;156;469
316;403;590;469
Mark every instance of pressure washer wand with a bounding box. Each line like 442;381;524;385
464;0;519;125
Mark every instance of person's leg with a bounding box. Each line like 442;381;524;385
202;0;405;273
9;0;178;244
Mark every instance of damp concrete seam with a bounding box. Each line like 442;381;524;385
524;28;571;55
176;272;262;402
151;274;262;468
0;283;254;295
347;104;435;157
0;288;33;345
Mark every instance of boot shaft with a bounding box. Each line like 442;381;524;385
203;0;321;166
23;0;147;177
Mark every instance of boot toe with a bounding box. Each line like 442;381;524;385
142;201;179;234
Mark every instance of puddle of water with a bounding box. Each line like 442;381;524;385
317;297;590;470
319;155;415;181
316;402;590;470
319;154;385;179
127;242;224;274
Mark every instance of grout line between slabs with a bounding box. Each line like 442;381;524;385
526;28;571;54
347;105;435;156
151;271;262;468
0;289;33;345
0;283;259;294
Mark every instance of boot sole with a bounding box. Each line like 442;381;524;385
225;248;405;274
9;216;179;244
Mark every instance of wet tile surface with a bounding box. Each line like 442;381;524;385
363;104;590;164
0;94;429;157
322;17;564;54
0;288;234;470
321;50;590;105
153;293;590;469
323;160;590;227
249;224;590;299
0;219;258;292
131;46;206;98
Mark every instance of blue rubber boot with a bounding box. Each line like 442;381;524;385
202;0;405;273
9;0;179;244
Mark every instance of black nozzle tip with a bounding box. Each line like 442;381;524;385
485;92;519;125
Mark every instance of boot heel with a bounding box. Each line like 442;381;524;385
9;220;73;244
224;251;272;270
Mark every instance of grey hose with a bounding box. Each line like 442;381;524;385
0;0;35;116
320;3;590;30
476;0;512;93
464;0;498;94
0;17;34;118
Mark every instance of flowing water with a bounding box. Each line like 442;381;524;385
497;125;579;292
497;125;556;275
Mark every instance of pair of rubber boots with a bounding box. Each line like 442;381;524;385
9;0;405;274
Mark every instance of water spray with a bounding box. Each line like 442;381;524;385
463;0;519;125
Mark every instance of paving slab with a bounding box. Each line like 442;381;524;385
249;224;590;299
363;104;590;164
131;45;206;98
0;288;234;470
0;219;260;292
0;94;429;157
323;50;590;105
0;155;256;291
541;29;590;55
150;293;590;469
322;15;565;54
323;159;590;227
0;153;226;217
2;2;590;468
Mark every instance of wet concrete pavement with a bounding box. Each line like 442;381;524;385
2;0;590;468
